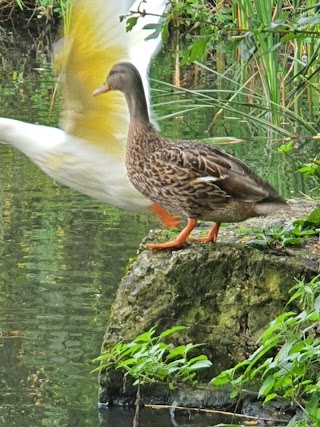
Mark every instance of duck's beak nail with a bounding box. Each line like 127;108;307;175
92;83;110;97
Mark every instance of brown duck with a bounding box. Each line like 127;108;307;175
93;62;287;250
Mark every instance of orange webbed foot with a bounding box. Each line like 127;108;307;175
146;240;187;250
190;223;221;243
146;218;197;251
149;204;182;228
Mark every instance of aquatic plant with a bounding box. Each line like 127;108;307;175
148;1;320;138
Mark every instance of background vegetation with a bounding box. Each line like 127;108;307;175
2;1;320;161
0;2;319;425
154;0;320;190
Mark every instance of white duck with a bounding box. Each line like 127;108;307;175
0;0;176;225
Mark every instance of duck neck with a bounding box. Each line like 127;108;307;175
123;81;150;125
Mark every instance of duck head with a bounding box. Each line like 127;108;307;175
93;62;149;123
93;62;143;96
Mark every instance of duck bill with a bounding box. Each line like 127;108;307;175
92;83;110;97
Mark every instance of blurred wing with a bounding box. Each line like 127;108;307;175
55;0;167;155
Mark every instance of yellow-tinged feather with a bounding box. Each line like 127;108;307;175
56;0;131;156
0;0;169;213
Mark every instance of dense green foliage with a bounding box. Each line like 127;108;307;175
95;276;320;426
0;0;73;33
250;207;320;247
212;275;320;426
92;326;212;389
126;0;320;180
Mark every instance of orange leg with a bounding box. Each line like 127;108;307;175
149;204;181;228
146;218;197;250
191;223;221;243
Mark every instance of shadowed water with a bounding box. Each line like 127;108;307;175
0;31;316;427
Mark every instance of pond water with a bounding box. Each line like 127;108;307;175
0;32;316;427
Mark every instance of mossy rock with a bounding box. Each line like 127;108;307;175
99;199;319;406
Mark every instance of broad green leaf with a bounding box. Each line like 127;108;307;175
161;21;170;43
305;208;320;226
186;360;212;371
134;328;156;343
282;237;301;247
166;346;188;359
92;352;113;363
187;355;210;364
277;342;294;362
245;336;280;372
126;16;138;32
264;393;278;403
183;38;207;64
144;23;161;41
210;371;232;386
159;326;188;338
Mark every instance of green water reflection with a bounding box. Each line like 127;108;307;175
0;32;317;427
0;147;153;427
0;33;154;427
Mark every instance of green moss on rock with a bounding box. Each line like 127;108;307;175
99;200;319;406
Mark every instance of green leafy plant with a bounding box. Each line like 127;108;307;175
92;325;212;389
250;207;320;247
211;275;320;426
297;157;320;179
10;0;73;19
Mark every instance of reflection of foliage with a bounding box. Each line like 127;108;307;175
0;142;154;424
0;34;59;126
211;275;320;426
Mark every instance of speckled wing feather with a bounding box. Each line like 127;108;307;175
178;143;277;202
135;139;281;206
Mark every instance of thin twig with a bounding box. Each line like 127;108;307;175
126;8;320;37
144;403;291;423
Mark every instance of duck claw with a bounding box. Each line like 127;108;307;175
146;218;197;250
